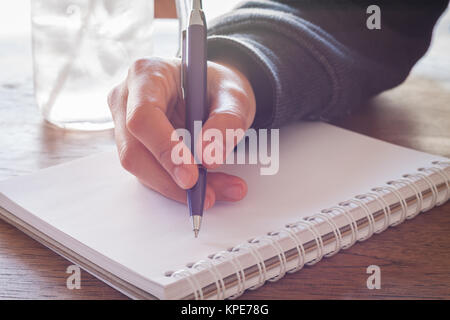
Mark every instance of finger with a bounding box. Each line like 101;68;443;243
108;81;189;203
198;112;247;170
126;143;187;203
125;60;198;190
204;185;216;210
207;172;248;202
107;81;128;123
139;178;215;210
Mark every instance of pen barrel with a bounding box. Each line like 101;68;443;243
187;166;207;216
185;23;207;155
185;22;207;217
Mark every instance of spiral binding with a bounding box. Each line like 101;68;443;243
306;213;342;257
403;173;438;212
234;241;267;291
322;205;358;248
356;193;391;233
172;268;203;300
419;168;449;205
280;228;306;273
372;185;408;226
286;219;324;265
170;161;449;300
211;249;246;299
387;179;422;220
254;234;288;282
340;199;375;241
192;259;226;299
432;161;450;181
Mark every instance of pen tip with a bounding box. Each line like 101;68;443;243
191;216;202;238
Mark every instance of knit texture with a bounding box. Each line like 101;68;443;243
207;0;448;128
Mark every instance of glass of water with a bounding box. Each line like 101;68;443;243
31;0;154;131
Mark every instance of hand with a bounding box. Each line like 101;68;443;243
107;57;256;209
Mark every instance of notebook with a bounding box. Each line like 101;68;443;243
0;122;448;299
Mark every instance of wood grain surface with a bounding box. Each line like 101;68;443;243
0;3;448;299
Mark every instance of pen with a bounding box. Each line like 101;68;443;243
182;0;207;238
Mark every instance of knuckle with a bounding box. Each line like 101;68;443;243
130;58;151;76
129;57;171;78
149;70;167;83
125;106;148;135
108;82;128;114
226;85;249;104
156;143;174;167
107;89;114;107
225;86;254;127
149;72;171;98
118;142;138;172
107;86;120;109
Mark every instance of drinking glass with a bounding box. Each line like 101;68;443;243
31;0;155;131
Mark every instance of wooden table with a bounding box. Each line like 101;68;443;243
0;5;449;300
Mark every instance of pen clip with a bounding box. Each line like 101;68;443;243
181;29;187;101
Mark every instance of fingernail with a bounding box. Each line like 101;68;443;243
222;184;243;200
173;166;193;188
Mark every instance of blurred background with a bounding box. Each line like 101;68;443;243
0;0;240;38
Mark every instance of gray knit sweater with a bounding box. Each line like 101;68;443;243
206;0;448;129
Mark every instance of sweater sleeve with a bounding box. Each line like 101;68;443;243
206;0;448;129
